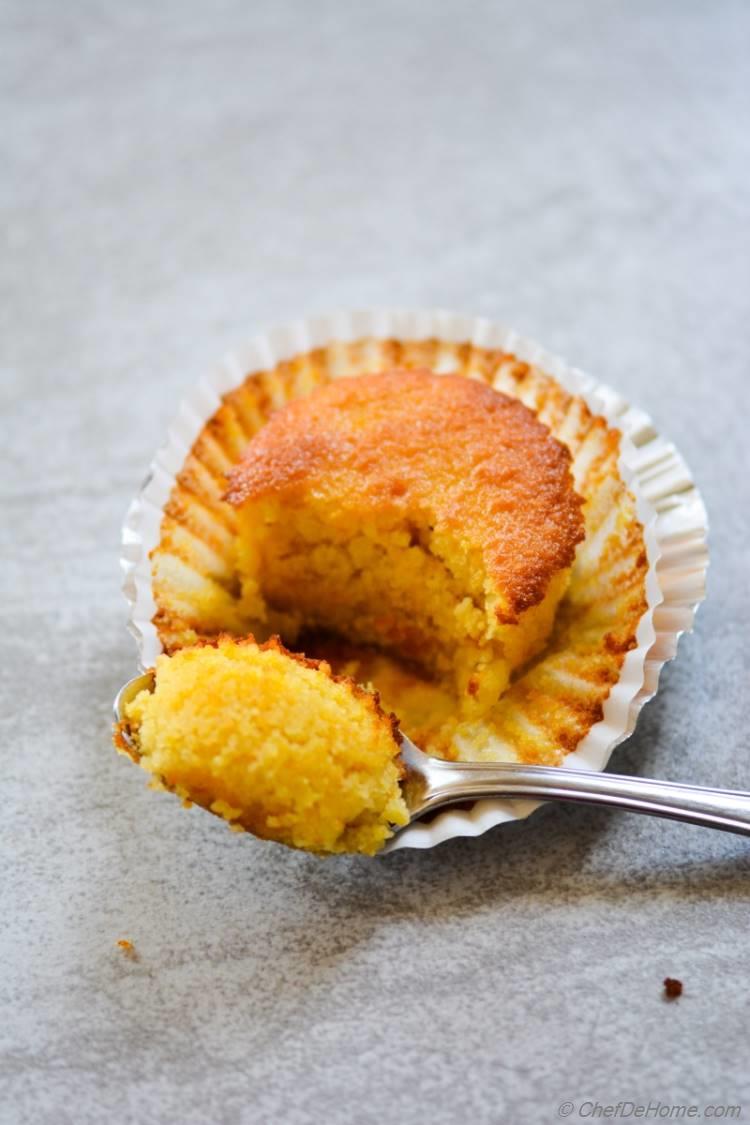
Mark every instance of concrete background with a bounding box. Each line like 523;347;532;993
2;1;749;1122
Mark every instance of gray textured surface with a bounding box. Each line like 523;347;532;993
2;1;749;1122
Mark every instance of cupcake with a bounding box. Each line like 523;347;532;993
224;369;585;717
148;335;650;766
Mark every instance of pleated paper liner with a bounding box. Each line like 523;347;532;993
121;310;708;852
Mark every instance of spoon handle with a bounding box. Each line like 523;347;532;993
421;761;750;836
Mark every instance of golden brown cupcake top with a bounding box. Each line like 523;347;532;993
225;369;585;621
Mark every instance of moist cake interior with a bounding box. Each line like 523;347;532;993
232;497;572;717
120;635;409;855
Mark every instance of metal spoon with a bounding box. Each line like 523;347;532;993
114;673;750;838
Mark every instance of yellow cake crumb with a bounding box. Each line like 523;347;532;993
118;636;409;856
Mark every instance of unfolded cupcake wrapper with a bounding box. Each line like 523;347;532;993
121;309;709;852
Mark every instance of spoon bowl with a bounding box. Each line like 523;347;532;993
114;673;750;840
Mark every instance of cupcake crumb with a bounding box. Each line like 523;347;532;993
117;939;138;961
663;977;683;1000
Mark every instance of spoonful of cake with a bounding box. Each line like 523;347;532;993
114;636;750;854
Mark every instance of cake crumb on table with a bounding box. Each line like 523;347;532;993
117;939;138;961
663;977;683;1000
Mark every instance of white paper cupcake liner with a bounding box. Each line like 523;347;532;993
120;309;708;853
